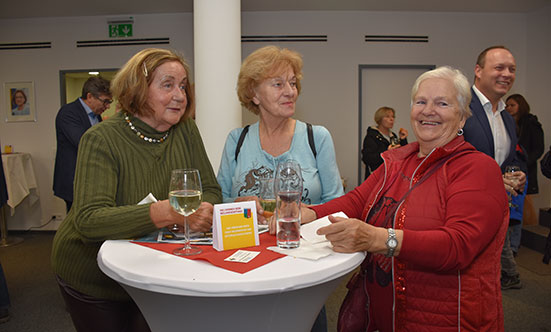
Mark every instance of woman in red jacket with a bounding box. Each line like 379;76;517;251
302;66;508;331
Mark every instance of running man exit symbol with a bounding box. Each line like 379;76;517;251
109;24;133;37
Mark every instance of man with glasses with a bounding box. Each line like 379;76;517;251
54;76;111;212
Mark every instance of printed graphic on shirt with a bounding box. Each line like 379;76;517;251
237;164;310;204
238;165;273;197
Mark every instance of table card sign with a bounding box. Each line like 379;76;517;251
213;201;259;251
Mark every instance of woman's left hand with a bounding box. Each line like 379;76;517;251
317;216;387;253
399;128;408;139
398;128;408;139
187;202;214;232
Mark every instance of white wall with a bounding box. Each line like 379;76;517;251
0;13;194;230
242;10;528;186
1;8;549;230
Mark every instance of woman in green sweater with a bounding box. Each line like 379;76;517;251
51;48;222;332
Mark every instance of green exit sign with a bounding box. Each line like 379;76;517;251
109;24;133;38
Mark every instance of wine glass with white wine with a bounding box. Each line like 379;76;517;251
169;169;203;256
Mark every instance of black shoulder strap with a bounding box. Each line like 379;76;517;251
235;123;316;161
234;125;250;161
307;123;317;158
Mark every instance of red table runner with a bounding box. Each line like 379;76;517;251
132;232;286;274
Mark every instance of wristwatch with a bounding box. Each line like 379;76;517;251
385;228;398;257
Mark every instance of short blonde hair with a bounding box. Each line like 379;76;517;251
411;66;472;120
374;107;395;125
237;46;303;115
111;48;194;120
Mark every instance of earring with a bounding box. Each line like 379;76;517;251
457;128;464;136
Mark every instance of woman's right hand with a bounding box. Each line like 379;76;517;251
235;196;267;225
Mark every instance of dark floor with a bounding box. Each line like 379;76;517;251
0;231;550;332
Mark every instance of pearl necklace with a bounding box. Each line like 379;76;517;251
124;114;169;143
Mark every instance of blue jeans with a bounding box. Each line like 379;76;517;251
509;219;522;253
501;230;519;278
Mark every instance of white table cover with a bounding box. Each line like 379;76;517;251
1;153;39;215
98;240;365;297
98;240;365;331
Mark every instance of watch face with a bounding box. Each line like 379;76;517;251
388;238;398;248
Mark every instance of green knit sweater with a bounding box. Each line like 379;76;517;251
51;112;222;301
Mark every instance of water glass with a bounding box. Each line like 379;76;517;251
275;160;303;249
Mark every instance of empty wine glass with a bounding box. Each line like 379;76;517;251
504;165;521;208
169;169;203;256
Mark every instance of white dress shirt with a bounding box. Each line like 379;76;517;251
472;85;511;166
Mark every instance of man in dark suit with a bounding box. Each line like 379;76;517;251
463;45;526;290
53;76;111;212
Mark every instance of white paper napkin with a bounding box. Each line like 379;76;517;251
138;193;158;205
267;211;349;260
267;239;334;260
300;211;348;244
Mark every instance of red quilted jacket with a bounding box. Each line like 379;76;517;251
313;136;508;331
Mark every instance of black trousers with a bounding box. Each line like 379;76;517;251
64;200;72;213
57;276;150;332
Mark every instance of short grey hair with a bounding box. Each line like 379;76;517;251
411;66;472;119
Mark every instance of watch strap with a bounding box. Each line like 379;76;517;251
385;228;397;257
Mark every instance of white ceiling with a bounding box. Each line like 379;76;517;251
1;0;550;19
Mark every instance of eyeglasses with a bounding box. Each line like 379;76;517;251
94;95;113;106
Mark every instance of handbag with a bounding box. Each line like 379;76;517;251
337;264;368;332
337;148;467;332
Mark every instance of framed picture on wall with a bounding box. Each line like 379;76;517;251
4;81;36;122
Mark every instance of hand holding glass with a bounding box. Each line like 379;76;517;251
275;160;303;249
169;169;203;256
504;165;521;208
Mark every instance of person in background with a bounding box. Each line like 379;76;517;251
541;146;551;264
0;156;10;324
51;48;222;332
542;146;551;179
505;93;544;252
463;45;526;290
217;45;343;332
10;89;30;116
53;76;112;213
361;106;408;179
0;262;8;324
295;66;508;331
